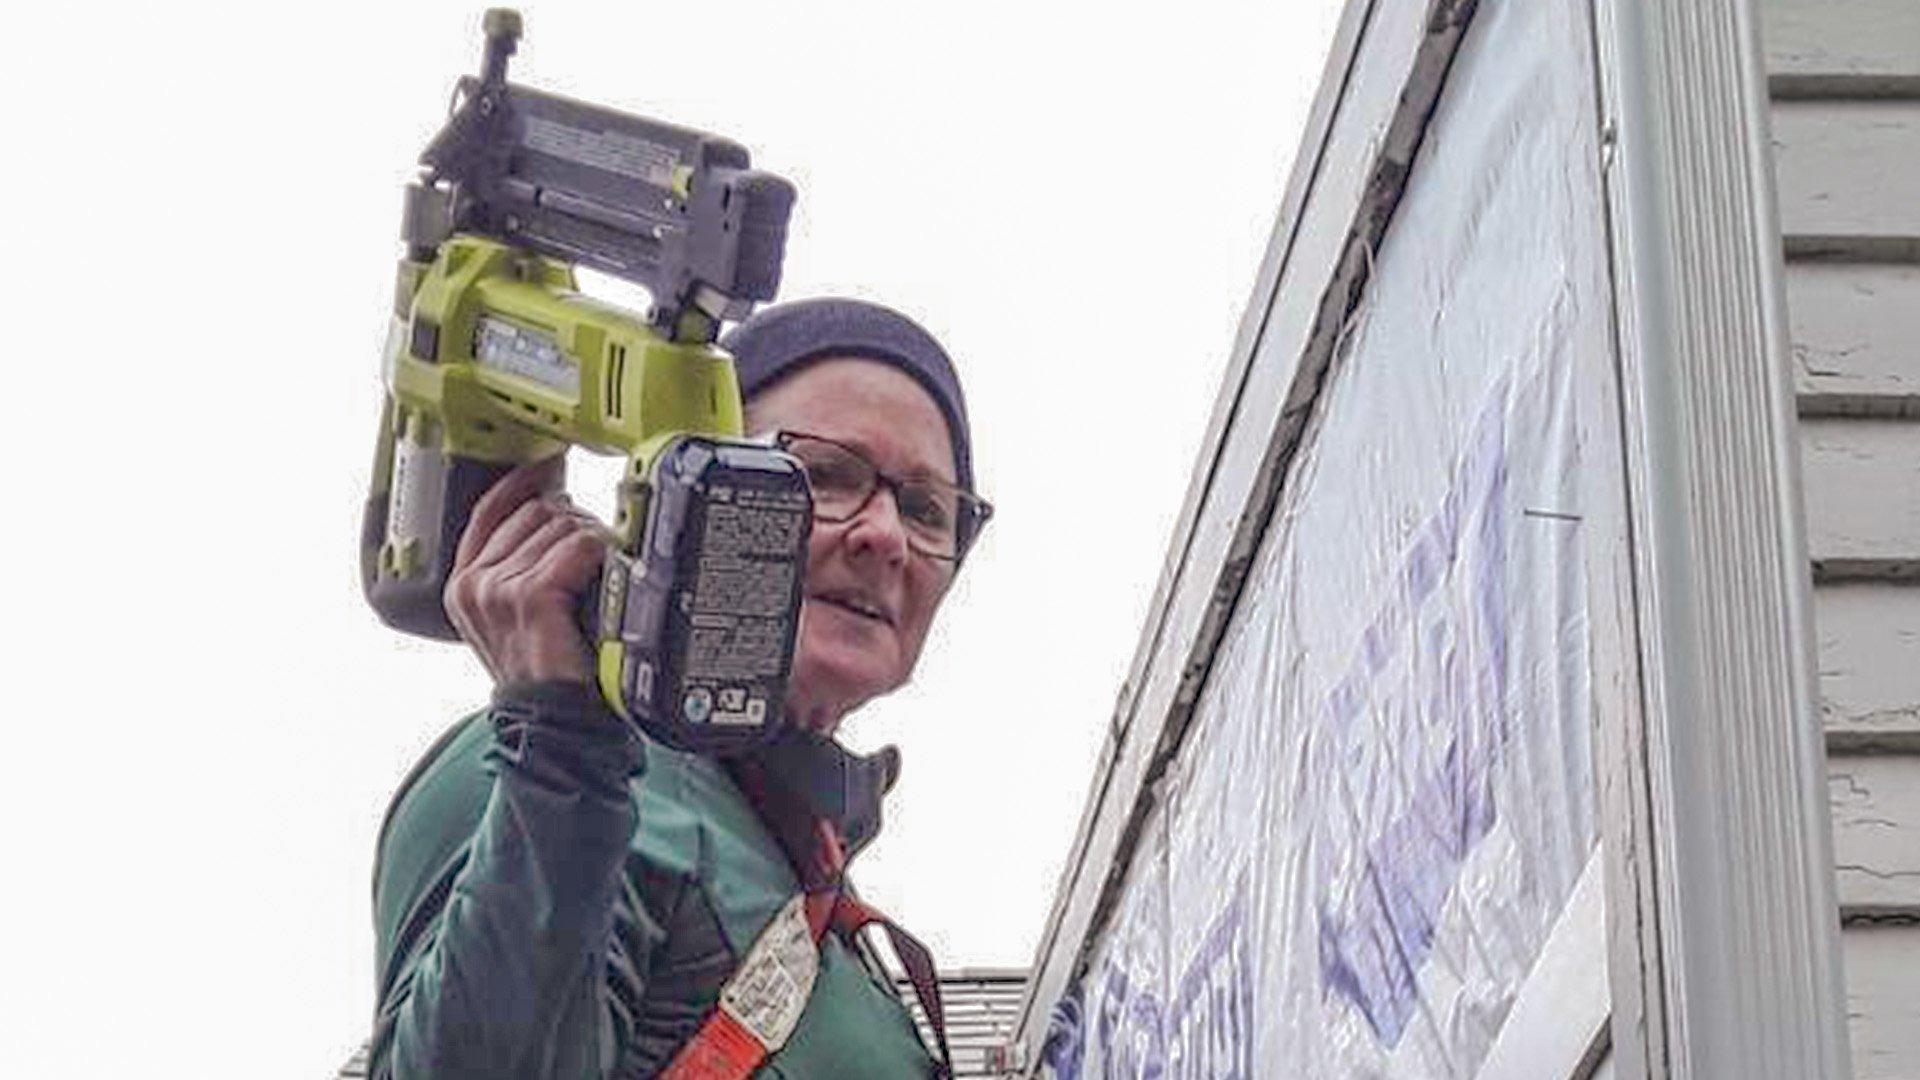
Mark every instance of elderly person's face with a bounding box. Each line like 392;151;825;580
745;357;960;734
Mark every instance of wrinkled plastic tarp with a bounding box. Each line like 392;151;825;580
1053;0;1611;1075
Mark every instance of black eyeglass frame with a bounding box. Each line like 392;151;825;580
771;430;993;563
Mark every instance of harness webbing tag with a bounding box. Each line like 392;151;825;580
660;894;817;1080
721;893;820;1048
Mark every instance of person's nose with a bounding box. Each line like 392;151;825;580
841;483;911;567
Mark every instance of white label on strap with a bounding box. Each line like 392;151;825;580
718;894;819;1050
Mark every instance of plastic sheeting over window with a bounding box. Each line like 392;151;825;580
1045;0;1612;1075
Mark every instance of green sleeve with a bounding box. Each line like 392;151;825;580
369;683;651;1079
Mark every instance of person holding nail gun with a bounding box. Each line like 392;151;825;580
368;299;992;1078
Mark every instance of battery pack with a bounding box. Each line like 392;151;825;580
601;436;811;754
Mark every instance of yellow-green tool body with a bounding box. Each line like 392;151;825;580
391;236;745;459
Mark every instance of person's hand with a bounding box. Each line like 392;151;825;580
444;456;609;686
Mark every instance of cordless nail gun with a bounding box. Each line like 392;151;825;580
361;9;811;755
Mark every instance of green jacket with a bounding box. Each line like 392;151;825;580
369;682;938;1078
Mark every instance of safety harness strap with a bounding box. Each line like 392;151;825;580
825;894;955;1077
659;825;954;1079
656;1008;767;1080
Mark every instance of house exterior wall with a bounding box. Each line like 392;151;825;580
1764;2;1920;1076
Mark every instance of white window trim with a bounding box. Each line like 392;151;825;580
1585;0;1851;1075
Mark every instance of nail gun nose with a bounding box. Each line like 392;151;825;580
480;9;522;87
484;8;523;42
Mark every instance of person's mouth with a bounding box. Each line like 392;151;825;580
811;589;895;627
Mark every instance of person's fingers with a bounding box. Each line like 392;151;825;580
455;455;565;570
526;526;608;597
558;502;613;539
452;501;600;608
484;514;585;591
467;494;566;574
443;582;499;680
469;525;605;678
473;515;605;629
442;456;611;686
446;499;564;657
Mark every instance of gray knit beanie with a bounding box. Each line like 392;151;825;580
723;298;974;491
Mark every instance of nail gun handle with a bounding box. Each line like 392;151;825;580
361;417;518;641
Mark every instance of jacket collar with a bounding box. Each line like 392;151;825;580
727;726;901;876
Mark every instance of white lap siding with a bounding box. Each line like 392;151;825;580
1766;2;1920;1076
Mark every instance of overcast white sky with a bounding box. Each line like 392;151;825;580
5;1;1343;1073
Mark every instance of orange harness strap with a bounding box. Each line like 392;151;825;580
659;889;954;1079
660;805;951;1080
656;1007;768;1080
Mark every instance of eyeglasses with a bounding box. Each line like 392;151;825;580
774;431;993;562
